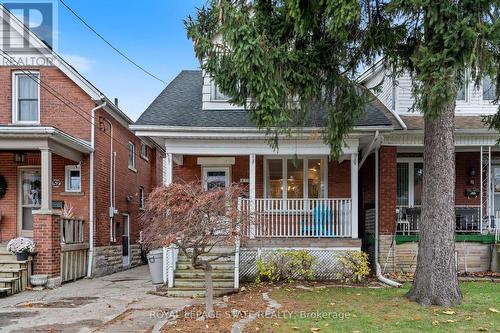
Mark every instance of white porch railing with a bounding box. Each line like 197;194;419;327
240;198;352;238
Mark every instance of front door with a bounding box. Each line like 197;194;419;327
18;168;41;237
122;214;130;266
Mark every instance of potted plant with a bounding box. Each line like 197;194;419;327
6;237;35;261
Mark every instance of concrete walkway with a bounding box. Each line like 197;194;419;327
0;265;192;333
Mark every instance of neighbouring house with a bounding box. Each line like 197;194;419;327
0;5;164;292
132;63;499;292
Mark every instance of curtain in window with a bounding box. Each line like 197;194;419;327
18;75;38;121
397;163;409;207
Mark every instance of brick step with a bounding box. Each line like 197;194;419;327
175;269;234;279
167;287;237;298
176;262;234;270
174;278;234;289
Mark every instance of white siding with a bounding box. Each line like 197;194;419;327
368;69;498;116
364;67;394;111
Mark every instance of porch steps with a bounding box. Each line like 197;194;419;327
167;248;236;298
0;248;31;297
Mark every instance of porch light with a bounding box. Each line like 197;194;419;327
14;152;26;163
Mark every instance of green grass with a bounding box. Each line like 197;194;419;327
250;282;500;333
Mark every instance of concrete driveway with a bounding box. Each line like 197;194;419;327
0;265;192;333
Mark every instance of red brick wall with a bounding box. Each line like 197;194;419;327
379;146;397;234
328;160;351;198
33;213;60;277
0;67;93;141
360;154;375;210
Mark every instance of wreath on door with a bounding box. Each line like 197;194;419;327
0;175;7;199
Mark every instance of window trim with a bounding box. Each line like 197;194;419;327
140;142;149;161
396;157;423;208
210;81;230;101
64;165;82;193
263;156;328;200
128;141;136;171
12;71;41;124
202;166;231;191
139;186;145;210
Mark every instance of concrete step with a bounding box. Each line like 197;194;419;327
0;277;18;283
167;287;237;298
176;262;234;270
0;268;26;273
174;278;234;289
0;253;16;261
175;269;234;279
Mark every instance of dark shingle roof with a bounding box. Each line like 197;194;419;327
136;70;395;128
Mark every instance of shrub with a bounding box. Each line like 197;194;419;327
255;249;316;283
336;251;371;283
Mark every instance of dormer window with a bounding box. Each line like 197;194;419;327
211;82;230;101
483;76;496;101
13;71;40;124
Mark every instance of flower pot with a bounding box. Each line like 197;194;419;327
30;274;48;291
16;252;28;261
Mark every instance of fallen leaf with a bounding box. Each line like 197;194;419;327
477;328;489;332
355;293;361;296
432;320;440;326
442;310;456;315
445;319;455;323
292;327;300;330
310;328;321;332
465;316;473;321
488;308;499;313
412;316;422;321
329;302;336;306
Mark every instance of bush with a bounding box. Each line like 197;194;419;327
336;251;371;283
255;250;316;283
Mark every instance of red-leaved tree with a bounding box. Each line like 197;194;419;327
140;181;248;315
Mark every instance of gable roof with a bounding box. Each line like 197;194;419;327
135;70;399;129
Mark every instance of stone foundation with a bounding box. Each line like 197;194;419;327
377;238;492;274
92;244;142;277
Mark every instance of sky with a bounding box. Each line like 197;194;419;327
55;0;205;121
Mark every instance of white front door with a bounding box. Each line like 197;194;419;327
122;214;130;266
18;168;41;237
202;166;230;191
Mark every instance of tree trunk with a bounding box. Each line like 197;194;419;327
205;268;214;317
406;103;462;306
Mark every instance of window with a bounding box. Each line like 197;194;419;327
202;167;230;191
483;76;496;101
265;157;326;199
128;142;136;170
396;160;423;208
456;80;466;101
65;165;81;192
211;82;230;101
139;186;145;209
13;72;40;123
140;142;149;160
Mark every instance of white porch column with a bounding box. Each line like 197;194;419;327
350;153;358;238
164;153;173;186
249;153;256;238
40;148;52;212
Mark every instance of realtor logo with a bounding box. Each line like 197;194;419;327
1;0;58;54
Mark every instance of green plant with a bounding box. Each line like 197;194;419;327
255;250;316;283
336;251;371;283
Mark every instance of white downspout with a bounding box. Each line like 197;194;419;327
102;118;115;243
375;145;401;287
87;100;107;278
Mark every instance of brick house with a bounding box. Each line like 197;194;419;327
132;64;498;289
0;6;163;288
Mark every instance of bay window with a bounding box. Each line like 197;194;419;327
265;157;326;199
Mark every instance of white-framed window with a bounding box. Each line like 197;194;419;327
396;158;424;208
140;142;149;161
264;157;327;199
12;71;40;124
211;82;230;101
483;76;496;101
128;142;136;170
65;165;81;192
202;166;230;191
139;186;145;209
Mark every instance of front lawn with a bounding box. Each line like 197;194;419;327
250;282;499;333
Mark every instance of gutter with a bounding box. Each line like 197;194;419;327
87;100;107;278
375;144;401;288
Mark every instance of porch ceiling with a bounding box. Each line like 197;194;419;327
0;126;92;161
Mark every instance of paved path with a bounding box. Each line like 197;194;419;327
0;265;192;332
